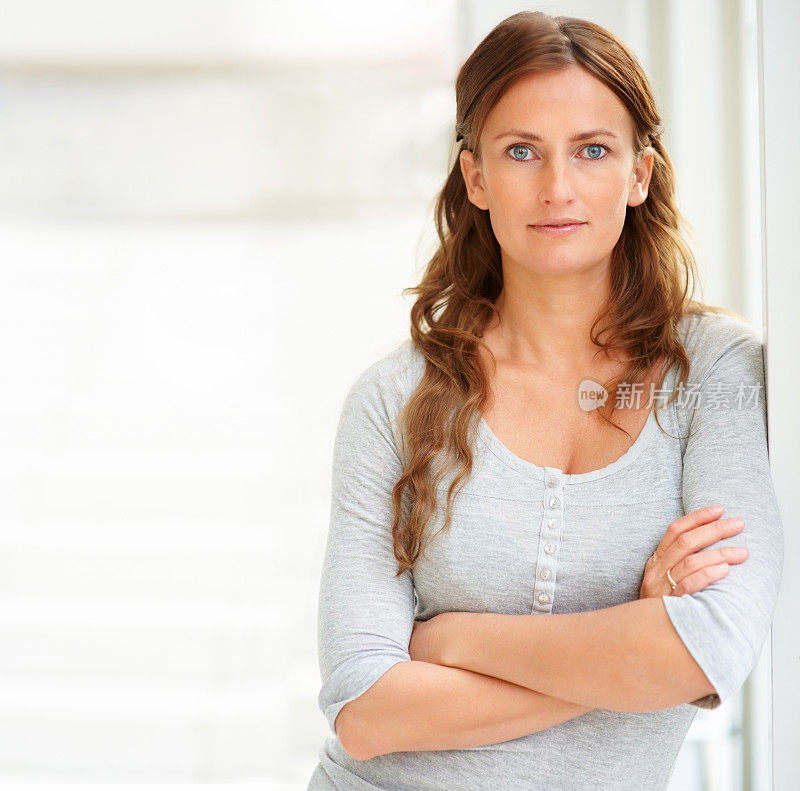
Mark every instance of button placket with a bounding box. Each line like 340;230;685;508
533;467;565;614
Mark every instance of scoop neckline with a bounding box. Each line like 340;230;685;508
478;350;675;484
473;342;681;484
399;333;685;484
476;397;661;485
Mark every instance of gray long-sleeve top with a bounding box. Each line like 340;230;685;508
308;311;785;791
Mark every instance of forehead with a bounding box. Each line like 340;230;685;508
485;65;634;141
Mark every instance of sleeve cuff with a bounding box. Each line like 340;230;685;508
661;593;754;710
319;654;410;737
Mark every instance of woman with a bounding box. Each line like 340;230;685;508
309;11;783;791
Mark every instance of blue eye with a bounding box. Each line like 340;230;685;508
582;143;608;160
509;144;533;161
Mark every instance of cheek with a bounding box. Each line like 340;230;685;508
486;176;526;212
593;180;633;222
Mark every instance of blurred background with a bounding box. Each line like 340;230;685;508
0;0;782;788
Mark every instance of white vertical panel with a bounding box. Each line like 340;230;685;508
740;0;764;329
757;1;800;790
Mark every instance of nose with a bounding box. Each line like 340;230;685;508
538;159;576;206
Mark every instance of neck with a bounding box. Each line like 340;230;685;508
485;266;621;375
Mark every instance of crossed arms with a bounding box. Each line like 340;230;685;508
338;597;715;761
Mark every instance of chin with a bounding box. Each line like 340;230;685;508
526;253;588;272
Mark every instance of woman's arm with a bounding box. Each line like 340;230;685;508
340;659;593;761
416;598;715;713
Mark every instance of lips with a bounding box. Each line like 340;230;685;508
530;221;587;236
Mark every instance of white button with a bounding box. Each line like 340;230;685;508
538;593;550;605
547;477;559;488
547;518;556;529
544;542;555;554
540;568;551;580
548;496;560;509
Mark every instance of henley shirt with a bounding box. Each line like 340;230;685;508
308;310;785;791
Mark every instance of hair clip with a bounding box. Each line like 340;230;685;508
456;132;464;142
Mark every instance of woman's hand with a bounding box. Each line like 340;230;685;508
409;613;449;665
640;505;750;598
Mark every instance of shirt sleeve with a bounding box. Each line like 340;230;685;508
316;366;415;737
661;316;785;709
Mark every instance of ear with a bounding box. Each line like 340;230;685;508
459;149;489;210
627;146;655;207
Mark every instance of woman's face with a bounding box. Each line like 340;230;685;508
460;64;653;278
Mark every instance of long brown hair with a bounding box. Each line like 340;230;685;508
388;10;739;577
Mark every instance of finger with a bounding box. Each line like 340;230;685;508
656;505;724;558
657;518;743;582
722;546;749;564
672;544;748;582
673;562;730;595
689;517;745;551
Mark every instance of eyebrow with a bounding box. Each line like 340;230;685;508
493;128;619;142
